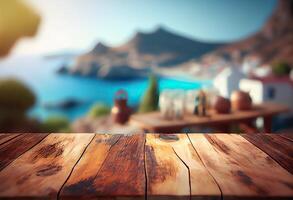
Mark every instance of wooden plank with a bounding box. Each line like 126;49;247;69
168;134;221;200
60;134;121;199
280;133;293;141
0;133;94;199
61;134;145;200
93;134;145;199
0;134;20;145
146;134;190;200
188;134;293;200
0;133;48;171
242;134;293;174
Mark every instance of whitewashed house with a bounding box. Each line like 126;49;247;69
213;66;246;98
242;56;260;75
239;76;293;110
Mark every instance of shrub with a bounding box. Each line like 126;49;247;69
88;103;111;118
0;79;36;131
271;61;292;76
139;75;159;113
0;79;35;111
0;109;26;131
41;116;70;132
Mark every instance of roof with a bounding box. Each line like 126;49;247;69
249;75;293;87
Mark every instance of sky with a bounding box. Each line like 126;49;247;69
12;0;277;55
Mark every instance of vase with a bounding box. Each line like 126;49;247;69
231;90;252;111
111;89;131;124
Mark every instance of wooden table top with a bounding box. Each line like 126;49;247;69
130;103;288;132
0;133;292;200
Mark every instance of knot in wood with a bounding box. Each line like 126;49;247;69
159;134;179;141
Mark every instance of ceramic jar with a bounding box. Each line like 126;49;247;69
111;89;131;124
231;90;252;111
213;96;231;114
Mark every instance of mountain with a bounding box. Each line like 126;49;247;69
65;27;223;79
61;0;293;80
114;27;222;66
207;0;293;65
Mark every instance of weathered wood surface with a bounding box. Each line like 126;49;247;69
145;134;190;200
60;134;120;199
0;133;48;171
167;134;221;200
0;134;20;145
0;133;94;199
0;133;292;200
61;134;145;200
242;134;293;174
188;134;293;199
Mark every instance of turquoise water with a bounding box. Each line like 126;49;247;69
0;56;211;121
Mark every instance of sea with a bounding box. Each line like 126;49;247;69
0;55;211;121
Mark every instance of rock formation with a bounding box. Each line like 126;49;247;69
62;26;222;79
209;0;293;65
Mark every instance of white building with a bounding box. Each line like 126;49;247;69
242;56;260;75
213;66;246;98
240;76;293;110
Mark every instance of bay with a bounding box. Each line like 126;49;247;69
0;56;211;121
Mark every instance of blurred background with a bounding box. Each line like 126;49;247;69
0;0;292;133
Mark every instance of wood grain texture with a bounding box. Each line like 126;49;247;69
93;134;146;200
169;134;221;200
60;134;121;199
0;133;292;200
280;133;293;141
0;134;20;145
188;134;293;200
0;133;48;171
0;133;94;199
145;134;190;200
61;134;145;200
242;134;293;174
161;134;221;199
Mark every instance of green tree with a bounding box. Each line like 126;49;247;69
139;75;159;113
41;116;70;132
88;103;111;118
272;61;292;76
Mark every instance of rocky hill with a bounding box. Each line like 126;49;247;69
63;27;223;79
207;0;293;66
60;0;293;79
